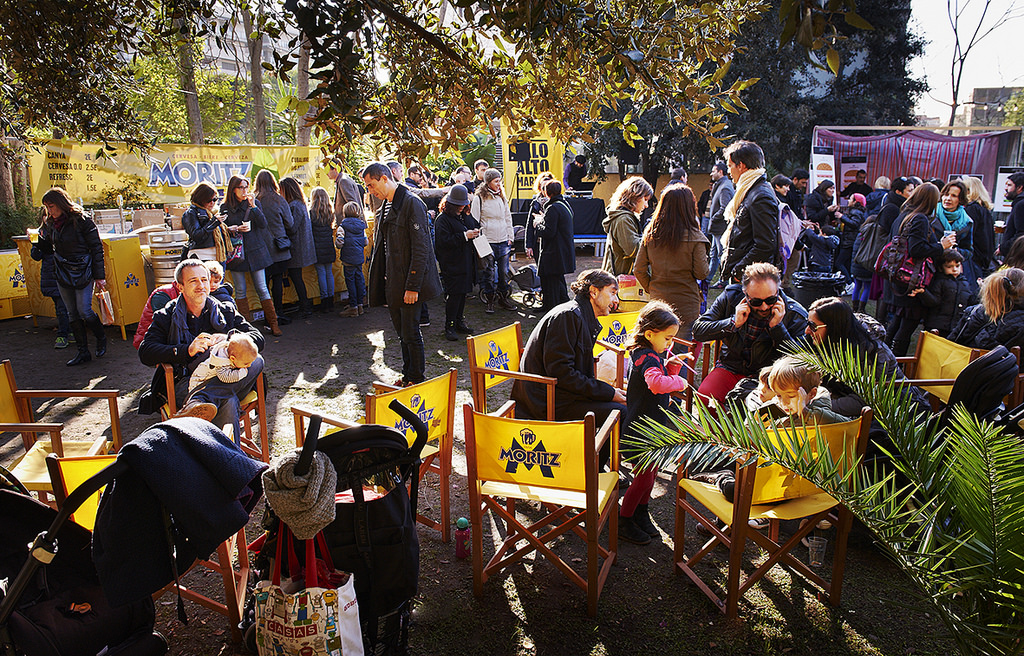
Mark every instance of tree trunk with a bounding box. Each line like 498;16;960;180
175;20;205;145
295;34;313;147
641;150;660;191
244;11;267;144
0;155;15;208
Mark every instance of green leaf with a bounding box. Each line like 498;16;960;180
844;11;874;31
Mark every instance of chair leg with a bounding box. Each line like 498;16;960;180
440;458;451;543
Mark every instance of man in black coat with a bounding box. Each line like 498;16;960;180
998;172;1024;254
511;269;626;422
533;179;575;312
139;259;265;438
876;176;916;235
720;140;780;282
364;162;443;385
786;168;809;220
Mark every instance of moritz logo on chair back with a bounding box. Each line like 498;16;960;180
500;428;561;477
486;340;511;379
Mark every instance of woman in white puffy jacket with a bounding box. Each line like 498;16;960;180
471;168;516;312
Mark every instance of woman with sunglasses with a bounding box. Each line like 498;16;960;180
804;296;927;418
691;262;809;406
220;175;280;334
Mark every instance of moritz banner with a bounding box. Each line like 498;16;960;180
27;141;333;205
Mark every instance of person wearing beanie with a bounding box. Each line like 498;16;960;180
434;184;481;340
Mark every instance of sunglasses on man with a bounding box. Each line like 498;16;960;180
745;295;779;308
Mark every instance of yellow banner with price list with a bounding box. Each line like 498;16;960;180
27;141;334;206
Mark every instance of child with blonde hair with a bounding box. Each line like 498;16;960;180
187;332;260;406
620;301;691;545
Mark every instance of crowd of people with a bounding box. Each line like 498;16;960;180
31;138;1024;547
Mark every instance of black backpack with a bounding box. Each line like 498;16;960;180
853;213;886;269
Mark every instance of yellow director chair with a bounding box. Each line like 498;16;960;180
467;322;557;419
366;368;457;541
158;363;270;463
0;359;122;502
896;331;981;407
674;407;872;618
464;402;620;617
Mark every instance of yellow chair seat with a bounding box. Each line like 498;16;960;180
420;441;439;460
481;471;618;513
12;440;109;492
681;479;839;524
241;390;257;406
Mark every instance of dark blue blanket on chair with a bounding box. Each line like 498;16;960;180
92;417;266;606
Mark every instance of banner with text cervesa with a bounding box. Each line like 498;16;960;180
27;141;333;206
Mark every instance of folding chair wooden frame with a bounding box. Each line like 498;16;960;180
464;401;620;617
0;359;122;502
366;368;458;541
44;452;250;642
158;363;270;462
467;322;557;419
673;407;872;618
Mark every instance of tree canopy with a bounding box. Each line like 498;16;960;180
1;0;876;159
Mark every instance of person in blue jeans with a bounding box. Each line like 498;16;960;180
337;201;367;317
470;168;516;313
31;235;72;349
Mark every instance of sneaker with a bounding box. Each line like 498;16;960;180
54;336;69;349
619;516;652;545
748;518;769;530
485;300;496;314
173;401;218;422
844;282;856;296
339;306;360;317
695;517;725;536
357;305;364;315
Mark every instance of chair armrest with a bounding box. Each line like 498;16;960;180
290;405;361;447
494;400;516;418
595;339;624;354
15;389;119;399
0;422;63;432
476;367;557;386
372;381;401;393
160;363;177;414
898;378;957;386
594;409;620;455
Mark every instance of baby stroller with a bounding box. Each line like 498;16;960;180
244;399;427;655
511;263;542;308
0;463;167;656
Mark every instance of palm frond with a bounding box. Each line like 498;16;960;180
625;338;1024;656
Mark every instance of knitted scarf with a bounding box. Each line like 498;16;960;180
168;295;227;349
720;167;766;255
935;202;971;233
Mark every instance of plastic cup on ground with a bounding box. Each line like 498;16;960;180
807;536;827;568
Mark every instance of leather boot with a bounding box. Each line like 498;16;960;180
455;318;475;335
634;504;660;538
318;297;329;313
497;292;516;310
444;321;459;341
67;320;91;366
85;314;107;357
235;296;251;321
260;299;283;336
300;298;313;318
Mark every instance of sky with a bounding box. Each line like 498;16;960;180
909;0;1023;121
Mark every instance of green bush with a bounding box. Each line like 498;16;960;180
0;201;40;249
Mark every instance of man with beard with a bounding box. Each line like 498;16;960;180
999;172;1024;254
691;263;808;405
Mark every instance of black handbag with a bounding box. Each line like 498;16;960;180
53;251;93;289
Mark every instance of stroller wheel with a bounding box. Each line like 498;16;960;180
243;623;258;654
523;292;537;308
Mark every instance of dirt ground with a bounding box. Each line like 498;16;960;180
0;254;952;656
